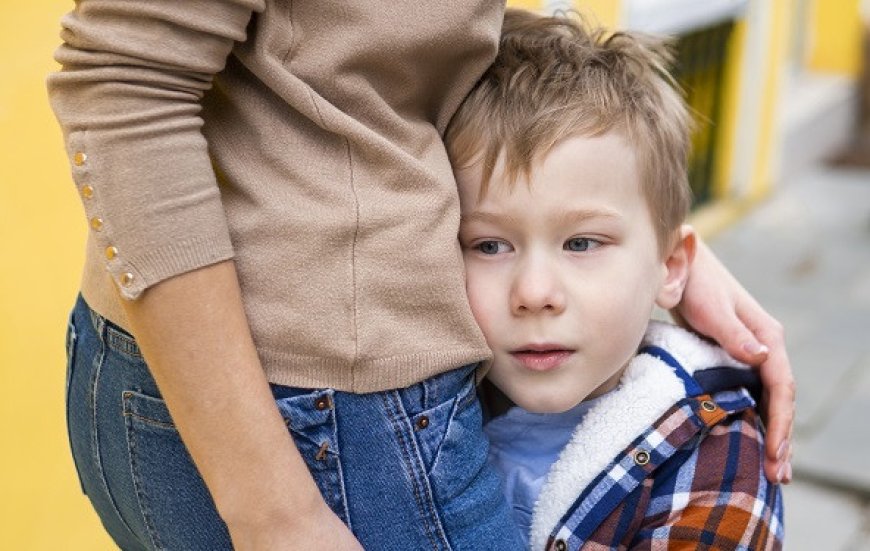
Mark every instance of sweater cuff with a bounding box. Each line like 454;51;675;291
109;234;235;300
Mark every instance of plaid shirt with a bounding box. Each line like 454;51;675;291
529;323;784;550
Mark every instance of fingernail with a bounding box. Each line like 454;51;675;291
776;440;789;461
743;342;769;356
776;462;787;483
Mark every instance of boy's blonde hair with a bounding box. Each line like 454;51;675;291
446;8;693;254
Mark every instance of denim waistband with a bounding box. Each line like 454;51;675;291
270;360;478;409
78;294;142;359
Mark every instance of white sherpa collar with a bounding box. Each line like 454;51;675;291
641;320;750;375
528;321;748;550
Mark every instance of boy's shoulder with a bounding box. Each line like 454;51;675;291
574;401;784;550
530;322;782;551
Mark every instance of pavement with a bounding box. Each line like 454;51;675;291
707;163;870;549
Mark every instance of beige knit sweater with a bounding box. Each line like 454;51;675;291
48;0;502;392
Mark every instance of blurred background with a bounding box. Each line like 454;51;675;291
1;0;868;548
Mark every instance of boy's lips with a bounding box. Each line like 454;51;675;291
510;346;574;371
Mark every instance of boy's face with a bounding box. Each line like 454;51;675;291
457;132;672;413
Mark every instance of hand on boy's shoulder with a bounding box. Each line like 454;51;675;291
672;238;794;484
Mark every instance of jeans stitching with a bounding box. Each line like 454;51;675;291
328;397;354;531
382;391;451;551
89;312;141;544
65;316;88;495
122;411;175;430
123;397;165;551
107;326;142;358
426;377;475;478
382;392;440;551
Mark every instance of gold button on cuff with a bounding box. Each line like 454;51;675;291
105;246;118;260
73;152;87;166
701;400;718;412
81;185;94;199
633;449;651;466
90;217;104;231
120;272;135;287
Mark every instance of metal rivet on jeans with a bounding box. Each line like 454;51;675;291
415;415;430;430
315;442;329;461
315;396;331;411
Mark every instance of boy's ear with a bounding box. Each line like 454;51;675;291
655;224;697;310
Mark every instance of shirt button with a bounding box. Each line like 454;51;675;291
73;152;87;166
105;246;118;260
554;539;567;551
634;449;651;466
90;217;104;231
120;272;135;287
81;185;94;199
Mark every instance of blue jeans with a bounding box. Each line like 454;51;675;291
65;295;523;550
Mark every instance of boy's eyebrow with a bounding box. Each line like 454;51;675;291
553;208;622;226
461;208;622;226
460;211;520;225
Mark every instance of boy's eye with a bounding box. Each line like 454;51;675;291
474;240;513;255
564;237;600;252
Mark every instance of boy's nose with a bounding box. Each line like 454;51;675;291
509;262;566;316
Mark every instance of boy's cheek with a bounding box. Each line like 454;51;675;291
464;276;502;339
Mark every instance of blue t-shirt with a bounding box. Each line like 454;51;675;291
484;396;606;546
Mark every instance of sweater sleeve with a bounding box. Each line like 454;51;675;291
47;0;265;300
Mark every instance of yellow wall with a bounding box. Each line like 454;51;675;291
712;20;749;199
506;0;621;26
807;0;862;75
750;0;793;199
571;0;621;27
1;2;115;549
506;0;544;10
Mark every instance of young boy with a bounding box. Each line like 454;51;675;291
446;9;784;550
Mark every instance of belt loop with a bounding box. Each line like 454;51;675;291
89;306;107;343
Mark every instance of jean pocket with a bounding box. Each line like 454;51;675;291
122;390;232;550
411;374;479;476
427;376;489;501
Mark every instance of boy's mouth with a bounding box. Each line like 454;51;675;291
510;345;574;371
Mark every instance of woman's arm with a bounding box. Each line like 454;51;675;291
49;2;362;546
121;261;362;549
673;235;795;484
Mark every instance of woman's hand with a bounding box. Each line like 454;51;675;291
673;233;795;484
228;500;364;551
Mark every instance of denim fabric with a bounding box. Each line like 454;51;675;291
65;295;523;550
